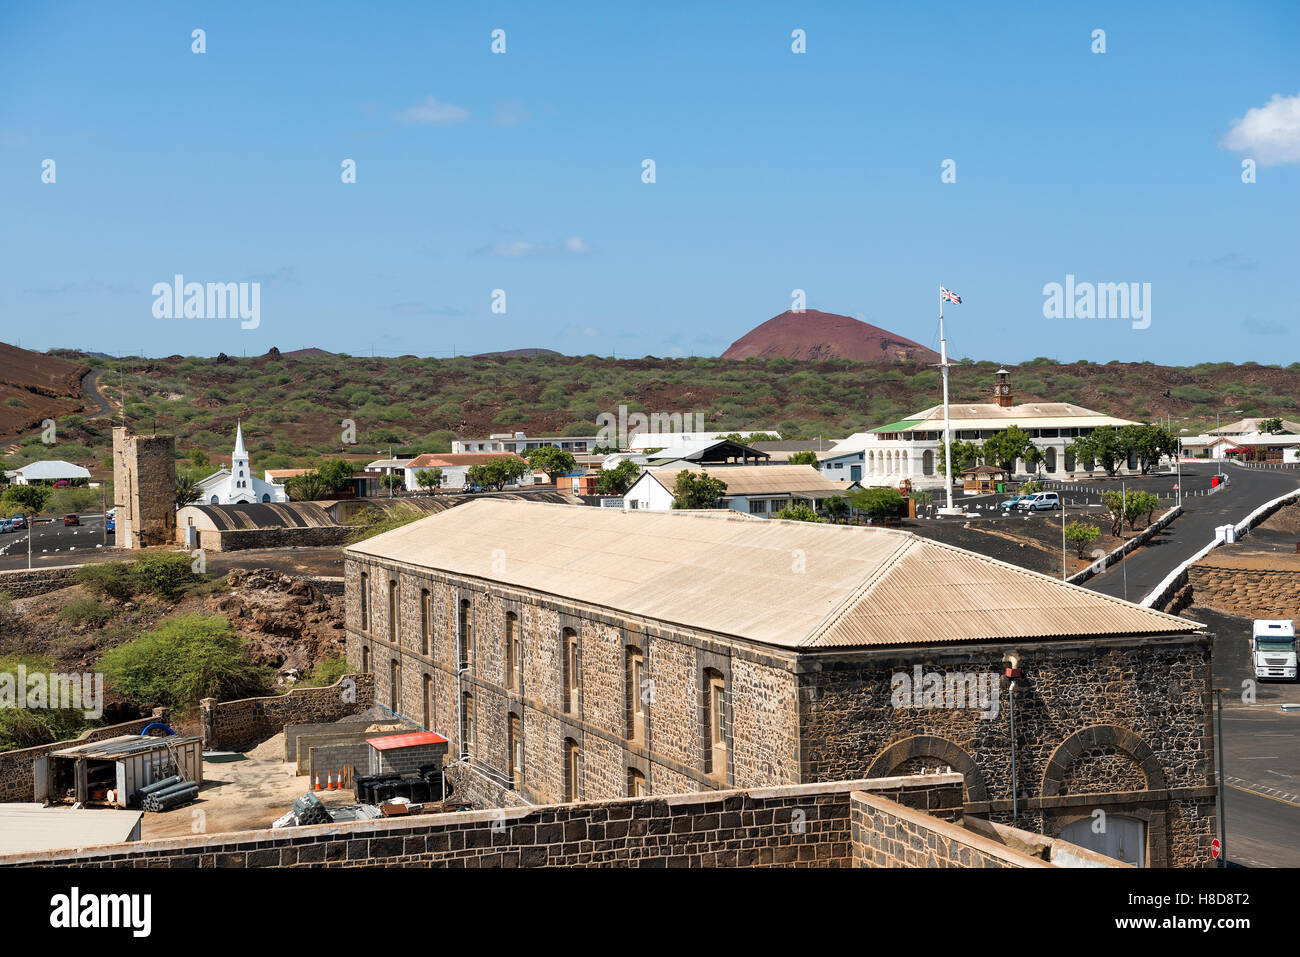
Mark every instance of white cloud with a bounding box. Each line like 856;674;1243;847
480;236;592;258
1221;92;1300;166
394;95;470;126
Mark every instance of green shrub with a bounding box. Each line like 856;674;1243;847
74;562;136;601
303;656;352;687
57;597;115;627
99;614;272;710
130;554;199;600
0;654;93;751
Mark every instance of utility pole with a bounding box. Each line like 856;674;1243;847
1216;687;1227;867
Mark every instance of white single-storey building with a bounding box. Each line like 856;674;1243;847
623;464;857;516
7;460;91;485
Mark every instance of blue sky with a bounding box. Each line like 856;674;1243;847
1;0;1296;363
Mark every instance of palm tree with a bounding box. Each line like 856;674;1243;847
175;471;201;508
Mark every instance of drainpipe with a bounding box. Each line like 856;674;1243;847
1005;653;1022;828
1216;687;1227;867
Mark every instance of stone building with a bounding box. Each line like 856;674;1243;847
343;499;1217;867
111;427;176;548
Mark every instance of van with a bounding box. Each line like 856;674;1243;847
1018;492;1060;511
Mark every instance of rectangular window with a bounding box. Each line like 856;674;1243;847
506;612;521;692
460;691;474;757
704;671;727;779
564;739;579;802
422;673;432;729
359;572;369;631
562;629;579;713
420;588;430;656
626;647;646;742
388;580;398;643
459;599;472;671
507;713;521;790
627;768;646;798
389;659;400;712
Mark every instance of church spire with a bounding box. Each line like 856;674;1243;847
233;420;247;459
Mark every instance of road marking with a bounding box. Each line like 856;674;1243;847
1226;779;1300;808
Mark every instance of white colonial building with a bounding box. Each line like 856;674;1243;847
192;424;288;505
823;369;1140;489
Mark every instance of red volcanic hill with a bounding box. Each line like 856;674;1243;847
722;310;940;363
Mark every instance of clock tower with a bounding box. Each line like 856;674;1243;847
994;368;1014;407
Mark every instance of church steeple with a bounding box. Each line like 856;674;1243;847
233;420;247;460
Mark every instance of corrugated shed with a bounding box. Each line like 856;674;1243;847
347;500;1200;650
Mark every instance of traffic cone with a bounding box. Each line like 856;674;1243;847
314;773;322;791
327;772;337;791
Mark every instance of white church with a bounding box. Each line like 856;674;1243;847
192;423;289;505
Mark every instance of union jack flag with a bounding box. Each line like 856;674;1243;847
940;287;962;304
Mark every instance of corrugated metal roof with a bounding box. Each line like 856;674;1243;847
647;464;845;498
0;805;142;854
346;500;1200;650
369;731;449;750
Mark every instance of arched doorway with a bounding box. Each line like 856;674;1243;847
922;450;934;476
1059;815;1147;867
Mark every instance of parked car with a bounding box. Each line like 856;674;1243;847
10;514;25;528
462;484;484;494
1019;492;1061;511
999;496;1025;511
0;519;12;533
106;514;115;533
64;513;80;526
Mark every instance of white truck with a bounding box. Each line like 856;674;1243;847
1252;619;1297;681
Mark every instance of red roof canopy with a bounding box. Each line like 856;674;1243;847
368;731;448;751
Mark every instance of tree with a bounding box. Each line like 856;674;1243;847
981;426;1035;473
1259;417;1285;435
848;486;905;523
788;450;819;467
596;459;641;495
380;474;404;493
526;446;578;480
175;470;201;508
187;448;209;469
671;470;728;509
1;484;52;516
1129;490;1161;529
936;440;981;477
467;456;530;491
286;470;330;501
414;468;444;492
1118;424;1178;474
823;495;850;522
1064;521;1101;558
316;458;356;492
1022;444;1044;477
776;503;824;522
1100;490;1126;535
1072;427;1125;476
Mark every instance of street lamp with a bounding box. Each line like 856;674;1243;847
1215;409;1243;478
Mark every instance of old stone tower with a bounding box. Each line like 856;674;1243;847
112;427;176;548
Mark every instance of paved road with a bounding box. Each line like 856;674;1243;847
0;515;113;569
1083;462;1299;603
1184;605;1300;867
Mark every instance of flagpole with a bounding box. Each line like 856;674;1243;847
938;285;959;515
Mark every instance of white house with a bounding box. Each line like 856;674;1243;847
192;424;288;505
8;460;91;485
826;369;1141;489
452;432;603;455
623;464;856;516
402;452;532;490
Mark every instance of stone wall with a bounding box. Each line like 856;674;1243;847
798;637;1218;868
0;774;962;868
113;428;175;548
344;557;802;806
0;564;82;599
0;708;169;803
849;790;1126;868
199;674;374;752
197;526;354;552
1187;564;1300;620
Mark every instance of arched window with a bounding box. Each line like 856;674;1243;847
210;495;218;505
261;493;270;502
627;767;646;798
